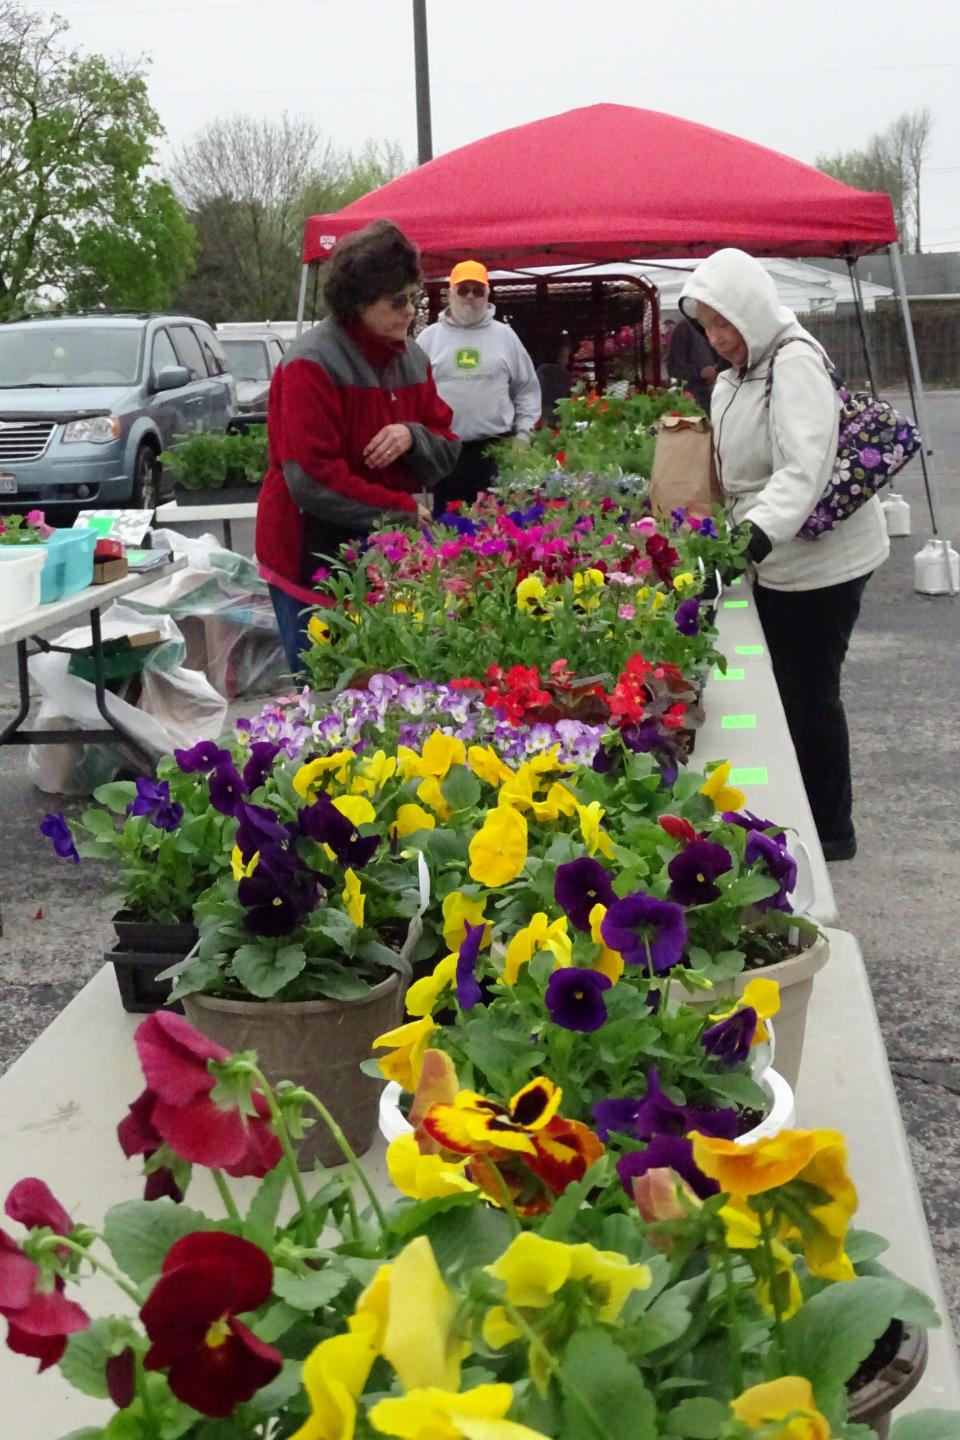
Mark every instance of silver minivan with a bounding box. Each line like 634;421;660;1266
0;314;237;512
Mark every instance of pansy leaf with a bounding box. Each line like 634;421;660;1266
358;940;412;975
80;809;119;841
272;1267;349;1311
312;969;371;1000
256;1300;303;1343
245;1163;288;1247
103;1198;219;1283
628;1288;695;1356
243;1360;305;1416
724;873;780;906
233;943;306;998
664;1398;729;1438
440;765;482;812
890;1415;960;1440
59;1318;134;1399
92;781;138;814
781;1275;921;1407
311;909;358;948
559;1328;657;1440
845;1229;890;1264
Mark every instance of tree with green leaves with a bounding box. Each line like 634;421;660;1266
816;108;934;253
0;1;195;319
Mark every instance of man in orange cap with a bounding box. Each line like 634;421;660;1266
418;259;541;511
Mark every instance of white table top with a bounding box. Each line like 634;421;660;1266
154;501;258;522
700;580;837;925
0;558;186;649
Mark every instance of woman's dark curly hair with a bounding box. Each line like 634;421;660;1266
324;220;422;323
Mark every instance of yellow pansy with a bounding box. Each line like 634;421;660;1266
485;1232;649;1323
442;891;490;951
397;745;423;781
699;761;746;813
718;1202;803;1319
307;614;332;646
293;750;355;799
417;775;453;821
730;1377;831;1440
516;574;549;615
352;749;397;795
468;745;514;788
587;903;624;983
372;1015;436;1091
497;764;537;812
342;868;365;927
373;1237;470;1393
230;846;259;881
391;803;436;840
370;1384;551;1440
502;913;571;984
673;571;696;592
288;1328;377;1440
575;800;615;859
386;1133;477;1200
468;806;528;887
650;589;667;611
709;976;780;1046
535;781;578;820
405;953;457;1017
333;794;377;827
418;731;467;780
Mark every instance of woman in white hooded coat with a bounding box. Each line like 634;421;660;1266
680;249;889;862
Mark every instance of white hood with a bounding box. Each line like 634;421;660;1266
680;249;797;370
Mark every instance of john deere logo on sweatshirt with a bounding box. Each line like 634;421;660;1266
455;348;481;370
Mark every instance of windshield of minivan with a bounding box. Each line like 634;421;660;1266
221;340;271;381
0;325;143;387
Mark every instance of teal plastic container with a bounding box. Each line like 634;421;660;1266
12;529;99;603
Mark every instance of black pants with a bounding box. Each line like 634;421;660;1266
433;436;507;513
754;574;871;848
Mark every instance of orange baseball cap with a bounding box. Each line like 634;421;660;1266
450;259;489;287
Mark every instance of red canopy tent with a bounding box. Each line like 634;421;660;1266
302;103;896;271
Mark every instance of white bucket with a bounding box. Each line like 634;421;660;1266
0;548;45;623
914;539;960;596
881;493;911;537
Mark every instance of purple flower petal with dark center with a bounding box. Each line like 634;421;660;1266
554;857;617;933
674;598;701;636
667;840;732;907
238;868;312;936
616;1135;719;1200
174;739;232;774
702;1007;758;1068
744;831;797;912
208;763;247;817
40;813;79;864
595;1068;738;1142
456;922;485;1011
723;810;786;842
127;777;183;832
600;892;687;974
545;967;612;1033
236;802;291;861
242;742;281;793
298;795;379;869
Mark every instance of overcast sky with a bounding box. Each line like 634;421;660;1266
37;0;960;256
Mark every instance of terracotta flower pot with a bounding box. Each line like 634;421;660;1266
184;973;403;1169
673;934;830;1091
847;1323;929;1439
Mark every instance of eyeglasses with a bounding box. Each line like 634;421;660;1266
386;289;421;313
456;283;487;298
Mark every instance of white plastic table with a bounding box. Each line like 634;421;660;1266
154;501;257;550
699;580;837;925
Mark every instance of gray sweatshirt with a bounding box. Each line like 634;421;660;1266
417;305;541;442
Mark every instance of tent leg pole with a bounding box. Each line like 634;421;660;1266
296;264;309;337
887;242;955;596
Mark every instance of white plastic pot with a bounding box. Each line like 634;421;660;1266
0;548;44;623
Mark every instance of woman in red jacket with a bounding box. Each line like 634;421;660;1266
256;220;460;672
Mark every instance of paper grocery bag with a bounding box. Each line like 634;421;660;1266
649;414;723;520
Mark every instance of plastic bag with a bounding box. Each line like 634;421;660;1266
125;528;285;698
27;604;227;795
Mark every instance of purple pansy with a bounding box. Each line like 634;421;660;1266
744;830;797;912
699;518;718;539
594;1068;738;1142
667;840;732;907
208;763;247;817
554;857;617;933
701;1007;758;1068
600;891;687;974
237;855;316;936
236;801;292;861
456;922;485;1011
126;777;184;832
242;741;281;793
615;1135;719;1200
722;810;786;841
40;813;79;864
544;967;612;1033
674;598;701;637
174;739;232;773
298;795;379;869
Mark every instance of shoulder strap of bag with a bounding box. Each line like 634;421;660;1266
763;335;845;410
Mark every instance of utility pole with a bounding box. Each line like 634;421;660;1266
412;0;433;165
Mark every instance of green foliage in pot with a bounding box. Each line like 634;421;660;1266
159;426;268;492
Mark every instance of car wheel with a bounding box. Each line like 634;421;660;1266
132;442;161;509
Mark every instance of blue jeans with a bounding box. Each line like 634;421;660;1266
269;585;310;676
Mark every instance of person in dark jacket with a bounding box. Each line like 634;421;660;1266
256;220;461;672
536;334;574;427
666;314;728;412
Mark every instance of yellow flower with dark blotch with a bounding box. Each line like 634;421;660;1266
422;1077;562;1158
342;868;365;928
516;574;549;615
709;976;781;1046
467;745;514;788
673;571;696;592
386;1133;477;1200
230;846;259;882
730;1377;831;1440
699;760;746;813
468;806;528;886
405;953;457;1017
362;1237;470;1394
572;567;605;611
288;1327;377;1440
293;750;355;799
575;800;615;859
352;750;397;795
390;803;436;840
442;890;490;951
369;1384;551;1440
417;775;452;821
307;614;332;646
372;1015;436;1091
333;794;376;827
502;913;571;984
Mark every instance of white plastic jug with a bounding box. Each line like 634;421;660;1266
914;539;960;595
0;548;44;623
882;493;911;537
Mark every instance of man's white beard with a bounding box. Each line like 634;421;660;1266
450;295;487;327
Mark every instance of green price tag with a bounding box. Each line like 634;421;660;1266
729;767;768;786
721;714;757;729
713;668;745;681
723;600;749;609
735;645;765;655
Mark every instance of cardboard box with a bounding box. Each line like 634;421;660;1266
92;557;129;584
